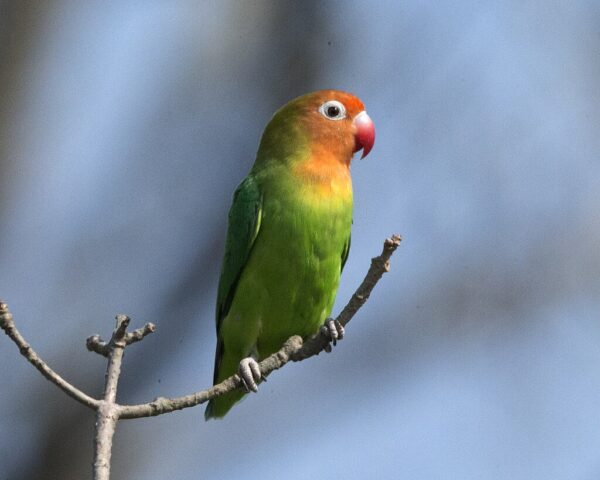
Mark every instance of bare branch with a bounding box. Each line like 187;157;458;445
93;315;130;480
87;321;156;357
118;234;401;419
0;302;99;410
86;335;110;357
124;322;156;346
1;234;401;480
290;234;402;361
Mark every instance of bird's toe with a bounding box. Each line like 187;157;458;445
320;318;345;349
238;357;262;393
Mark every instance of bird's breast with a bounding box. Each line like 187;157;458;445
234;173;352;352
291;153;353;205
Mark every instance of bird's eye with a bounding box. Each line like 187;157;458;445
319;100;346;121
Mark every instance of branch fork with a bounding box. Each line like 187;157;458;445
86;317;156;357
0;234;401;479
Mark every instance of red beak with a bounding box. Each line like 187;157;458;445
353;111;375;159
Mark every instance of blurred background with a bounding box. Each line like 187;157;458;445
1;1;599;478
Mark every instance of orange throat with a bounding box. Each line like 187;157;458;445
293;151;353;200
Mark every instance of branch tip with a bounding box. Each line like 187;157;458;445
385;234;402;249
86;335;110;357
87;317;155;357
114;315;130;339
124;322;157;347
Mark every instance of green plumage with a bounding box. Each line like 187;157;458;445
205;94;353;419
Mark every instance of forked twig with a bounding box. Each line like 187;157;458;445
0;234;401;479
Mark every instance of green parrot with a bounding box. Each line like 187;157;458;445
205;90;375;419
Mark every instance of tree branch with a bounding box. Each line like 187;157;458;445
0;302;99;410
93;315;134;480
1;234;401;479
86;322;156;357
117;234;402;419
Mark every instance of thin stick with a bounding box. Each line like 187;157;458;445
92;315;129;480
0;234;401;479
86;323;156;358
0;302;99;410
118;234;401;419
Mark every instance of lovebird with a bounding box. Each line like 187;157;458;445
205;90;375;419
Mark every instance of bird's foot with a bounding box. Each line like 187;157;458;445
238;357;262;393
320;318;345;353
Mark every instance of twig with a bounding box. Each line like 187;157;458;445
0;302;99;410
93;315;131;480
86;322;156;357
117;234;402;418
0;234;401;478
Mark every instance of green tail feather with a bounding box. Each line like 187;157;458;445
205;390;246;420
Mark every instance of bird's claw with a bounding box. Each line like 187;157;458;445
238;357;262;393
320;318;345;352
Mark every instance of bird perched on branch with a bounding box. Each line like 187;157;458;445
205;90;375;419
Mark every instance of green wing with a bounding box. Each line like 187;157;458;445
213;175;262;382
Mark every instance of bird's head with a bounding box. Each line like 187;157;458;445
257;90;375;167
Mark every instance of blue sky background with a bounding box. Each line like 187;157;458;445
1;2;600;478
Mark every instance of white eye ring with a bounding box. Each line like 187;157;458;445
318;100;346;121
